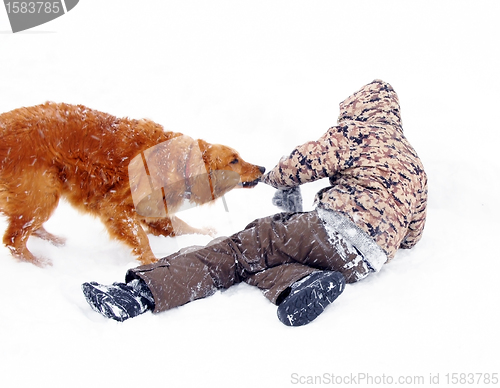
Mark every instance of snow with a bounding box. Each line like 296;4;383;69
1;1;499;387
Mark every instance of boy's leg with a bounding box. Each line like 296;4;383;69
82;209;372;322
238;211;371;303
125;239;240;312
124;212;320;313
125;210;370;313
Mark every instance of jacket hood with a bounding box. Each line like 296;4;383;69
338;80;402;128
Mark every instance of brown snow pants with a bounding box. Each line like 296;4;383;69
126;211;370;313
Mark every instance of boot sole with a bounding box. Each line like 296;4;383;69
277;272;345;326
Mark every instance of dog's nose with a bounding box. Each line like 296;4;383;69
259;166;266;174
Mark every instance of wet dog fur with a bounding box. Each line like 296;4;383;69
0;102;265;266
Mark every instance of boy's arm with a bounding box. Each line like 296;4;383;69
262;127;344;189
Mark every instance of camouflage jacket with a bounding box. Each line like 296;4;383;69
262;80;427;269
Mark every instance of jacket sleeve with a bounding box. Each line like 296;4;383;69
400;178;428;249
261;128;345;189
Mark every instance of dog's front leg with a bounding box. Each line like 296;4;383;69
100;211;157;265
141;216;216;237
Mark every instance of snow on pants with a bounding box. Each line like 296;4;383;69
125;210;370;313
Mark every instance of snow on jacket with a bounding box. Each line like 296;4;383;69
262;80;427;270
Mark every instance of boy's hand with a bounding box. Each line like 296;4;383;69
272;187;303;213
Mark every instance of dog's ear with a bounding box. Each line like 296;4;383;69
197;139;210;154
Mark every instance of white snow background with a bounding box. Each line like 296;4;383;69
1;1;499;387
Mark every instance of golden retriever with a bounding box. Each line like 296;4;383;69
0;102;265;267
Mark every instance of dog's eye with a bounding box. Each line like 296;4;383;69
230;158;239;165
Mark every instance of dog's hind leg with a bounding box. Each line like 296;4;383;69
3;213;60;267
3;216;49;266
1;171;62;266
32;226;66;247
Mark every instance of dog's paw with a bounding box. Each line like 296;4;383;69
32;256;54;268
49;235;67;247
138;255;159;266
14;252;53;268
199;227;217;237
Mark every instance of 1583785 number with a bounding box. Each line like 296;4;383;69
445;373;499;385
5;2;61;14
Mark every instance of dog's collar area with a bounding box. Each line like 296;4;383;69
184;141;215;202
184;142;195;199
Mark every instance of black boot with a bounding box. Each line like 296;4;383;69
277;271;345;327
82;279;155;322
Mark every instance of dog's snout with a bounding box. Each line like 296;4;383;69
259;166;266;174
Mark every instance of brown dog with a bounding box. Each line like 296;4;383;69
0;102;265;267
